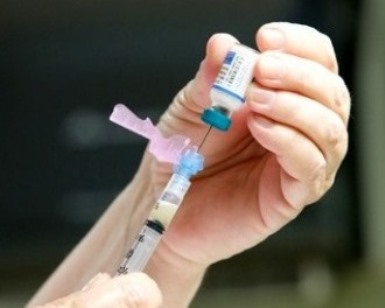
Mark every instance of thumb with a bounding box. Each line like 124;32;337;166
81;273;162;308
38;273;162;308
189;33;239;110
81;272;111;291
157;33;238;145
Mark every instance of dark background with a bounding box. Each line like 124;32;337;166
1;0;361;299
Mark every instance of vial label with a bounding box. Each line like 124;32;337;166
213;45;258;103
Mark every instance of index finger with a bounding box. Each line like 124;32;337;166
256;22;338;73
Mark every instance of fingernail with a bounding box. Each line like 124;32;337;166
261;28;285;50
250;89;276;105
259;54;286;80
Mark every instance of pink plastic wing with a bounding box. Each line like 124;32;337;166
110;104;190;164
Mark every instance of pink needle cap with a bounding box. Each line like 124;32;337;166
110;104;191;164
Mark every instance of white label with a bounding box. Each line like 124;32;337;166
213;45;257;103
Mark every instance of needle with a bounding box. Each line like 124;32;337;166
198;126;212;152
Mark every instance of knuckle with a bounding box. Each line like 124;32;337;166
333;75;351;122
308;174;335;206
285;125;301;147
325;116;347;150
296;63;314;92
325;173;337;192
308;157;327;183
308;159;328;202
321;33;338;72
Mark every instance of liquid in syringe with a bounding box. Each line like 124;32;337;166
117;147;204;274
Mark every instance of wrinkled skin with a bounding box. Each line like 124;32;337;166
38;273;162;308
150;22;350;266
35;22;351;308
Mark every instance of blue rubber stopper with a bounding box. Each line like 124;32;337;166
201;108;231;131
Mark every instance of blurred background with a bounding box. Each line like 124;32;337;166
1;0;384;307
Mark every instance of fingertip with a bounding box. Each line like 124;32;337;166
193;33;239;100
205;33;239;68
257;22;338;73
119;273;162;307
256;23;286;51
82;273;111;291
79;273;162;308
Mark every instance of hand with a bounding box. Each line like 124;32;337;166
147;22;350;267
25;22;351;308
36;273;162;308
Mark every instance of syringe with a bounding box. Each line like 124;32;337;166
117;147;204;275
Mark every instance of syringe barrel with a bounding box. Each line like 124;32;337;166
159;174;191;204
117;220;163;274
117;148;203;275
117;174;191;274
148;174;190;230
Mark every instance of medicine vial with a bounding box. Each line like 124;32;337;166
201;44;258;131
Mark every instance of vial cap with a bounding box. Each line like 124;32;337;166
201;108;231;131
